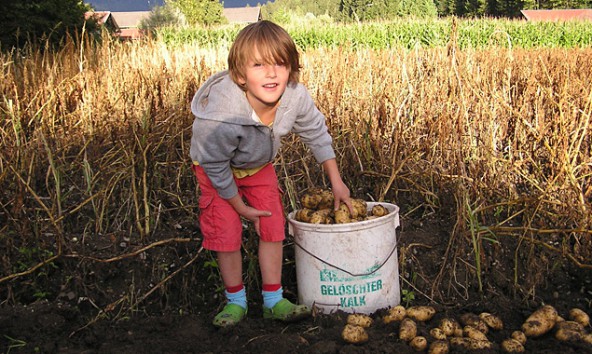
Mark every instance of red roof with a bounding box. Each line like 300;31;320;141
84;11;114;25
521;9;592;21
117;28;144;40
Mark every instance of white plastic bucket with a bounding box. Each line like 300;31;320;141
288;202;400;314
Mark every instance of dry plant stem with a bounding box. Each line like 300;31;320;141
70;247;203;337
129;246;204;310
0;238;194;284
2;32;592;301
64;237;195;263
399;273;437;305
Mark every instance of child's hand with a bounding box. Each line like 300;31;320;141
227;195;271;236
331;181;353;215
321;158;354;215
241;206;272;236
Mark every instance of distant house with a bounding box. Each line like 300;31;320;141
223;7;262;23
84;11;120;33
521;9;592;22
110;11;151;40
85;6;261;41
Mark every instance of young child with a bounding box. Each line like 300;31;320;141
190;20;352;328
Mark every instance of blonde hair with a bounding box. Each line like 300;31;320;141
228;20;300;88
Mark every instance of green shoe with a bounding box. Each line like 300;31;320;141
263;298;311;322
213;303;247;328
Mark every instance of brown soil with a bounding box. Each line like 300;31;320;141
1;213;592;354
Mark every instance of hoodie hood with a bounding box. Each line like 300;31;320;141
191;70;258;126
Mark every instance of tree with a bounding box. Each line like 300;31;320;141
0;0;91;51
165;0;224;26
140;4;183;31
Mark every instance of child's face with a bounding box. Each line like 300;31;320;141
239;48;290;110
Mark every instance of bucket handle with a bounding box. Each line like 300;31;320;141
293;240;397;277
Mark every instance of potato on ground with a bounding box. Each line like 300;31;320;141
406;305;436;322
399;318;418;342
430;327;447;340
521;304;558;337
479;312;504;330
342;324;368;344
347;313;373;328
409;336;428;351
439;317;460;337
555;320;584;342
511;330;527;345
568;308;590;327
463;325;489;341
450;337;492;350
384;305;406;324
501;338;525;353
428;340;449;354
459;313;489;333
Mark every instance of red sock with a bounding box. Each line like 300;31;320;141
262;284;282;292
226;283;244;293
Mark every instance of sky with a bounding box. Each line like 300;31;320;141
87;0;263;12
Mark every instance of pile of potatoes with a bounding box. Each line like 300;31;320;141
294;188;389;224
340;304;592;353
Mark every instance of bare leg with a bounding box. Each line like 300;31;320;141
258;240;283;285
217;250;243;287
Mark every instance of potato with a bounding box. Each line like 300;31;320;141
342;324;368;344
309;209;332;224
295;208;314;222
430;327;447;340
351;198;368;218
521;304;558;337
511;330;527;345
384;305;407;324
450;337;492;350
317;189;335;210
501;338;525;353
463;325;488;341
479;312;504;330
459;312;480;326
406;305;436;322
428;340;449;354
584;333;592;344
347;313;373;328
410;336;428;351
399;318;418;342
334;203;352;224
371;204;389;217
568;308;590;327
459;313;488;333
439;318;460;337
300;192;322;209
555;320;584;342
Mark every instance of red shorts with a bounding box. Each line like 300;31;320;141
192;164;286;252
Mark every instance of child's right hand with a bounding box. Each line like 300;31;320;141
227;194;272;236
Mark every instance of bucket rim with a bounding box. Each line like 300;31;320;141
287;202;399;232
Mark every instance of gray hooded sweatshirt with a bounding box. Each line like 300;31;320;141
190;70;335;200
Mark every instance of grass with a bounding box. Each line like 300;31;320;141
0;21;591;302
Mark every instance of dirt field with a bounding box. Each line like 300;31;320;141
1;213;592;354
